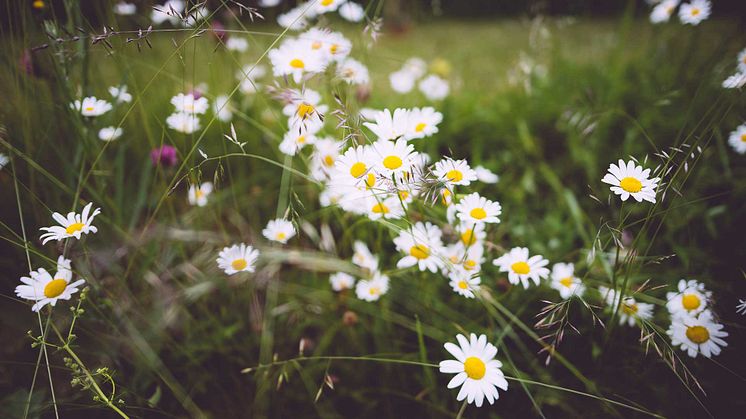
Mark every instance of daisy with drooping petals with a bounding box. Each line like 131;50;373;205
364;108;411;141
217;243;259;275
454;193;501;224
493;247;549;288
352;241;379;272
549;263;585;299
439;333;508;407
393;222;444;273
355;272;389;302
678;0;710;25
330;272;355;291
432;158;477;187
166;112;201;134
188;182;213;207
728;123;746;154
15;257;85;312
262;219;296;244
71;97;112;117
171;93;209;114
666;279;711;318
268;38;326;83
405;107;442;140
449;274;482;299
601;159;660;203
39;202;101;245
668;310;727;358
419;74;450;100
372;138;417;177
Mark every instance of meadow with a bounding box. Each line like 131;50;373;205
1;1;745;418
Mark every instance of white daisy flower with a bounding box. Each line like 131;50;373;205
39;202;101;244
213;95;233;122
722;72;746;89
393;222;444;273
98;126;123;142
728;123;746;154
432;158;477;187
665;279;711;318
330;272;356;291
599;287;654;327
549;263;585;299
339;1;365;22
108;85;132;103
277;5;311;31
419;74;450;101
316;30;351;62
389;69;417;93
449;274;482;299
444;243;485;276
226;37;249;52
355;272;389;302
114;2;136;16
15;257;85;312
188;182;213;207
237;64;267;94
338;58;370;85
454;193;502;224
284;88;327;133
262;219;296;244
474;165;499;184
364;108;411;141
166;112;201;134
668;310;727;358
310;137;344;181
268;38;326;83
216;243;259;275
402;57;428;79
439;333;508;407
71;96;112;117
352;240;379;272
365;195;406;220
335;145;377;184
456;223;486;247
405;107;442;140
601;159;660;203
650;0;679;23
678;0;710;25
171;93;209;114
493;247;549;288
314;0;346;14
371;138;417;177
279;130;317;156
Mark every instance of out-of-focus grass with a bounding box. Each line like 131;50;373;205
1;7;745;419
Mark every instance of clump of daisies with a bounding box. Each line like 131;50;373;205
389;57;451;100
274;0;366;31
665;280;728;358
166;92;209;134
648;0;711;26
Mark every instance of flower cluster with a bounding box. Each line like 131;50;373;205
649;0;711;25
389;57;450;100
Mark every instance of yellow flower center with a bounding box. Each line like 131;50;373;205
691;8;700;16
311;41;322;50
441;189;452;205
622;302;638;315
65;222;85;235
463;357;486;380
383;156;403;170
231;258;248;271
399;190;409;200
446;169;463;183
84;106;94;112
276;232;287;241
409;244;430;260
686;325;709;344
619;177;642;193
350;162;367;178
321;0;333;5
33;0;45;9
415;122;426;132
463;260;477;271
559;277;573;288
740;134;746;143
368;286;379;296
681;294;701;311
470;208;487;220
296;136;306;144
43;279;67;298
330;44;339;54
195;189;204;199
289;58;305;69
511;261;530;275
371;203;389;214
297;103;315;119
323;155;335;167
458;280;469;290
365;173;376;188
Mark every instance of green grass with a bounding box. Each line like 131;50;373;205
1;3;745;418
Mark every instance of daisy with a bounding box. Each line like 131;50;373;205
352;241;379;272
432;158;477;187
98;126;123;141
339;1;365;22
722;72;746;89
71;96;112;117
678;0;711;25
474;165;499;184
277;5;310;31
454;193;502;224
371;138;417;177
364;108;411;141
419;75;450;101
439;333;508;407
393;222;444;273
456;222;486;247
650;0;679;23
365;195;406;220
310;138;344;181
444;243;485;276
599;287;654;327
728;123;746;154
114;2;136;15
402;57;428;79
389;70;416;93
279;130;317;156
449;274;482;299
549;263;585;299
108;85;132;103
217;243;259;275
268;38;326;83
188;182;213;207
226;37;249;52
171;93;209;114
601;159;660;203
166;112;201;134
330;272;356;291
152;0;185;25
39;202;101;244
213;95;233;122
284;88;327;133
405;107;442;140
15;257;85;312
262;219;296;244
314;0;346;15
335;145;376;184
338;58;370;85
666;279;711;318
355;272;389;302
493;247;549;288
668;310;727;358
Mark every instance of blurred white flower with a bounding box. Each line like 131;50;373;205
188;182;213;207
71;97;112;117
727;123;746;154
678;0;710;25
109;85;132;103
339;1;365;22
419;75;450;100
166;112;201;134
98;126;123;142
114;2;136;16
226;37;249;52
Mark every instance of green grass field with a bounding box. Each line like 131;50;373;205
1;2;745;418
